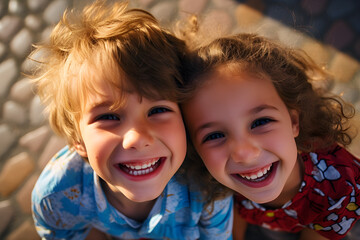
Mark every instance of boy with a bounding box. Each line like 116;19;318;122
30;1;233;239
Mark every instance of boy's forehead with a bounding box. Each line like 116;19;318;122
80;86;128;112
75;66;130;111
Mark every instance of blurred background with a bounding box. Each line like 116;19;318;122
0;0;359;239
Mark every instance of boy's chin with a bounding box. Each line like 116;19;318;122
125;189;164;203
122;182;168;202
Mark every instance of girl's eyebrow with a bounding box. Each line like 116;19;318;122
194;104;279;137
250;104;279;114
195;122;216;136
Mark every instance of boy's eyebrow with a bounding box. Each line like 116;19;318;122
86;101;115;112
194;104;279;136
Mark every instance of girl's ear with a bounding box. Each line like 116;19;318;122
289;109;300;138
74;141;88;158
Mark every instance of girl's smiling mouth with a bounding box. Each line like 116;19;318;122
232;162;278;188
239;163;272;181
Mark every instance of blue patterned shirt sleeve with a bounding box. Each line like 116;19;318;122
31;147;92;240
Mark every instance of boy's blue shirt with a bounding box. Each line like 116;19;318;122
32;146;233;239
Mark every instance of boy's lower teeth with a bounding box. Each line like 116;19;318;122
128;167;155;176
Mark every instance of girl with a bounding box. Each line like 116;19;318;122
180;31;360;240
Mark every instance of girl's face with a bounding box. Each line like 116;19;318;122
75;79;186;203
182;65;301;205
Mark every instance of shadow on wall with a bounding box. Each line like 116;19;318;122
235;0;360;61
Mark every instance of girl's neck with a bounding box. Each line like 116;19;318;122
265;154;304;209
101;179;156;222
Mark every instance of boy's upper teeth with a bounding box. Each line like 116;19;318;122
124;158;159;170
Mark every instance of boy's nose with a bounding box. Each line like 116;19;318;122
231;138;260;163
122;128;153;150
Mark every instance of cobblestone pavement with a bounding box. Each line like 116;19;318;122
0;0;359;239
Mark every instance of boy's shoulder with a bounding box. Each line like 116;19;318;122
32;146;94;204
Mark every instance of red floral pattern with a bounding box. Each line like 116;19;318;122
235;145;360;239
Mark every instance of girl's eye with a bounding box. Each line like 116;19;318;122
96;114;119;121
251;118;273;129
148;107;171;116
202;132;225;143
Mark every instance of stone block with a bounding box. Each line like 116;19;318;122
202;9;233;38
43;0;68;25
19;126;51;153
9;78;35;104
235;4;263;27
179;0;207;14
0;152;34;197
0;124;17;159
16;174;39;214
38;135;66;169
150;1;177;23
0;200;14;236
3;100;28;126
0;58;18;99
330;52;360;83
301;38;331;65
5;219;40;240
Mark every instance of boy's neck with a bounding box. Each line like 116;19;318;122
100;179;157;222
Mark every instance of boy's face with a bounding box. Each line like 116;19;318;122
182;66;301;205
75;82;186;202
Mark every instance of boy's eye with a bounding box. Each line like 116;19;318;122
148;107;171;116
96;114;119;121
202;132;225;143
251;118;273;129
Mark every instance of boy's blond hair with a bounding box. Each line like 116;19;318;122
30;0;186;147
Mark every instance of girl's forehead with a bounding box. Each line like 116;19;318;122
203;64;268;85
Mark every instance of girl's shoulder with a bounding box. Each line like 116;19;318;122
290;145;360;238
301;144;360;189
295;144;360;213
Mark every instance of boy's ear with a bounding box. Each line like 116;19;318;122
74;141;88;158
289;109;300;138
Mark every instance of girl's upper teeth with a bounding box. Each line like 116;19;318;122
240;164;271;180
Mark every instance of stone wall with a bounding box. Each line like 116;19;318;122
0;0;359;239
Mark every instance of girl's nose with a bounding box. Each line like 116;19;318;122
122;128;153;150
231;138;261;164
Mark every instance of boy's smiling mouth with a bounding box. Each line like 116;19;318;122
118;157;164;176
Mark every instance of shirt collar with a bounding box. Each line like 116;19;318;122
93;172;107;212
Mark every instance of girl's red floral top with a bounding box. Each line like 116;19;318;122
235;144;360;240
